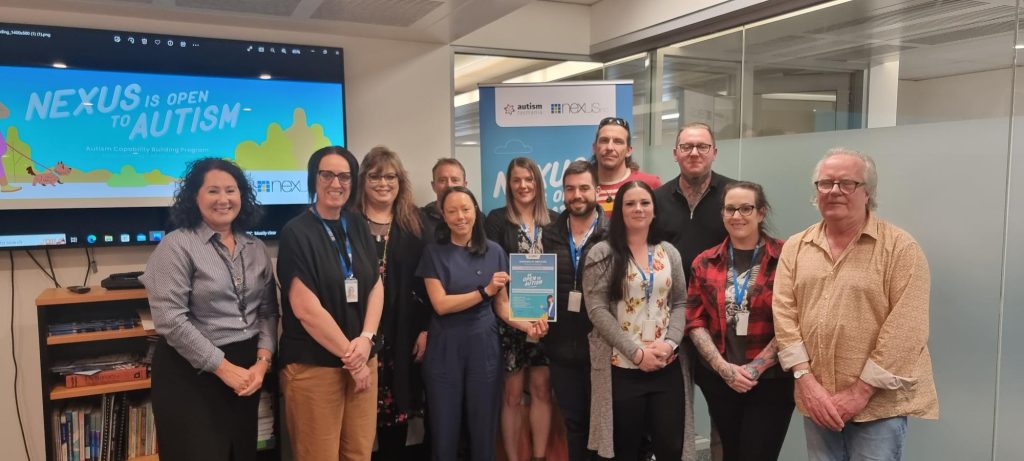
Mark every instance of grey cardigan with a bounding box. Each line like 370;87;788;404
582;240;696;460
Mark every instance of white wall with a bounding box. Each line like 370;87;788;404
897;67;1015;124
454;1;591;55
590;0;757;45
0;7;453;460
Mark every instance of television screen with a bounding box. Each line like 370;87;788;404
0;22;345;249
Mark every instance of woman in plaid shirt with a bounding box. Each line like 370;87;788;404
685;181;794;461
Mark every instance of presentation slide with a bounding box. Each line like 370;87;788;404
0;65;345;209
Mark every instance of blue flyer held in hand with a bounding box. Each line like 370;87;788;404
508;253;557;322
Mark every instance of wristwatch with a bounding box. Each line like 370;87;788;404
794;369;812;380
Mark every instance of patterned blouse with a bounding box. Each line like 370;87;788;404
612;243;674;369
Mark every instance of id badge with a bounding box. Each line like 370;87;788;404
568;290;582;313
641;319;657;342
736;311;750;336
345;278;359;302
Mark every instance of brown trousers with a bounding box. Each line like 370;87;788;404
281;359;379;461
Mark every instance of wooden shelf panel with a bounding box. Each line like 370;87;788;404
47;326;156;345
130;454;159;461
37;286;147;307
51;379;151;400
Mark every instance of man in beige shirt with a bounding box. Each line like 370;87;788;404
773;148;938;460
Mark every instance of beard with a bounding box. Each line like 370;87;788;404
567;200;597;217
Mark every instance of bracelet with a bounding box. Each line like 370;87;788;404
477;285;492;302
634;348;645;366
255;356;272;366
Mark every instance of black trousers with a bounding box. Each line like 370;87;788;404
610;359;684;461
550;361;597;461
151;336;260;461
694;364;795;461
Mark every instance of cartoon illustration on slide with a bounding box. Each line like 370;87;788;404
27;162;72;186
0;100;22;193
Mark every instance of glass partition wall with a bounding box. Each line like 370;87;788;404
454;1;1024;458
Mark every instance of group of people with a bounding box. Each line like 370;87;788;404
141;116;938;461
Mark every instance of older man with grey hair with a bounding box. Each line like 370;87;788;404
772;148;938;460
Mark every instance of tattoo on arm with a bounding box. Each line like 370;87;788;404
746;338;779;375
689;327;734;382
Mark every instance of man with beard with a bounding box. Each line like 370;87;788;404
655;122;736;280
541;160;608;460
592;117;661;217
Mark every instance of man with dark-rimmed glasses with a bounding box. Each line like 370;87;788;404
654;122;736;281
591;116;661;217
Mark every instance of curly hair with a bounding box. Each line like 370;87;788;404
168;158;263;231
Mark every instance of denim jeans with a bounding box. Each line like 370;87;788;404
804;416;907;461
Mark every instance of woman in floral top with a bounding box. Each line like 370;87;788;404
583;180;696;460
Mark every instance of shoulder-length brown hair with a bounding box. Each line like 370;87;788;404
354;146;422;238
503;157;551;226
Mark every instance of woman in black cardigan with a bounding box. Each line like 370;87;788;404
353;146;431;460
484;156;559;461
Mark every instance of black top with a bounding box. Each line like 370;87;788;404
419;202;444;245
654;171;736;280
277;209;379;367
370;217;431;412
484;206;560;254
540;210;608;367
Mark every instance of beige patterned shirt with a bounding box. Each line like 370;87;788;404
773;213;939;422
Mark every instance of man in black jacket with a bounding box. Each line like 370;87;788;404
541;160;607;461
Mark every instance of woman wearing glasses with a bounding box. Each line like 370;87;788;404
685;181;794;461
583;180;696;461
484;157;559;461
418;186;548;461
277;146;385;461
352;146;431;460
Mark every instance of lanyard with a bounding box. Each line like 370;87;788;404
312;207;354;279
519;221;541;251
728;240;761;309
213;236;247;320
377;221;392;277
568;215;599;277
631;245;655;305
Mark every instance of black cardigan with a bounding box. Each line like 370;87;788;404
484;206;560;255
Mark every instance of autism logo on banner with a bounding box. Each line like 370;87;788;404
493;84;617;128
479;81;633;212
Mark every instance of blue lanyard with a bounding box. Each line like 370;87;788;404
567;215;599;275
519;221;540;250
311;207;354;279
728;240;761;309
632;245;655;304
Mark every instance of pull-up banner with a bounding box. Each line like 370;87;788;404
478;81;633;212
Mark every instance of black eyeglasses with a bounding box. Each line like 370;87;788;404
367;173;399;184
722;205;756;217
318;170;352;184
814;180;863;194
677;143;714;155
599;117;630;132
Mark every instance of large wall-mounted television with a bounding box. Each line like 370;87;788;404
0;22;346;249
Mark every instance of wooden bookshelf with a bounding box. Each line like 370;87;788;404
50;378;152;400
37;286;148;307
131;455;159;461
47;325;156;345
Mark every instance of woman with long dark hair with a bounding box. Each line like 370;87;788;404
352;146;431;459
686;181;793;461
141;158;278;461
417;186;548;461
276;145;385;461
483;157;558;461
583;180;696;461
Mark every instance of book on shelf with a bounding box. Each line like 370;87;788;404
48;313;141;337
64;365;149;388
50;393;158;461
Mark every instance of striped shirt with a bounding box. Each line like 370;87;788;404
141;222;279;372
